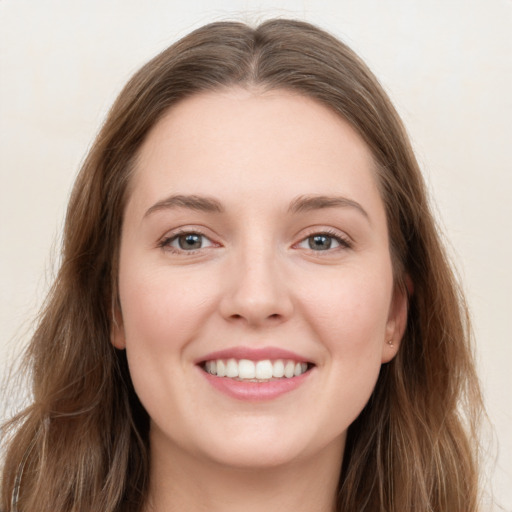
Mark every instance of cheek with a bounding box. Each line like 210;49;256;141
118;265;216;351
116;266;219;428
303;265;393;428
298;261;393;355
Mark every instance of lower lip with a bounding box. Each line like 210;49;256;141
199;368;313;401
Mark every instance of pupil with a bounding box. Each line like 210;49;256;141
309;235;331;250
179;234;202;250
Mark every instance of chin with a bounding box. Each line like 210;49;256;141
200;443;308;471
194;424;341;471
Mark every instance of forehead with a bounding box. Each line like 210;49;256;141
128;88;383;217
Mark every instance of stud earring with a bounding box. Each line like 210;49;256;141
387;339;394;346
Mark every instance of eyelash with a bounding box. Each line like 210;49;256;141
297;229;352;252
158;230;215;253
157;228;352;254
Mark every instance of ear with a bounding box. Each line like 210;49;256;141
111;306;126;350
381;277;411;363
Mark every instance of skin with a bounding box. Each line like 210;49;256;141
112;88;407;512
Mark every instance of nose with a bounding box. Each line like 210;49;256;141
219;246;294;327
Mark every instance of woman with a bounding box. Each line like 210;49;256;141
1;19;483;512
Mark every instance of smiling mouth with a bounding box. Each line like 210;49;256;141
199;358;314;382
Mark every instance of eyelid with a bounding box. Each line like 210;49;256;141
157;226;220;253
293;227;353;251
156;225;352;254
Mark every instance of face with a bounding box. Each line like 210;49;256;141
113;88;407;471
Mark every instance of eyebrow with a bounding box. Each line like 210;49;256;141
144;193;369;221
288;194;370;220
144;194;224;217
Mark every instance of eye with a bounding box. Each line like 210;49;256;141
160;232;215;252
296;232;351;251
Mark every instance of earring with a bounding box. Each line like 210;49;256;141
387;339;394;347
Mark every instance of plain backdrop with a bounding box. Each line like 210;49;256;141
1;1;511;509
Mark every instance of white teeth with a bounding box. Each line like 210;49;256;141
256;360;273;379
238;359;256;379
273;359;285;378
204;358;310;380
284;360;295;378
226;359;238;378
216;360;226;377
205;360;217;374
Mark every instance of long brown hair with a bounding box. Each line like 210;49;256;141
1;19;483;511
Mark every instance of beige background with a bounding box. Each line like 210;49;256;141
1;1;511;509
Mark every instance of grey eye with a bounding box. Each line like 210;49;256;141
307;234;338;251
178;233;203;250
165;233;214;251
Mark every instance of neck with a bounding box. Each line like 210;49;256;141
144;432;344;512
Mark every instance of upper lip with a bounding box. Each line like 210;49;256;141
195;346;312;365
